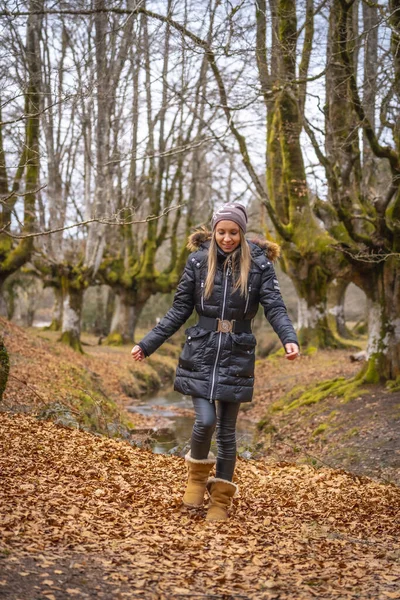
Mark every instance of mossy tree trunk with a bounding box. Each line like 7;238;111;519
291;263;339;348
254;0;346;348
59;272;87;353
46;285;62;331
58;1;134;351
318;0;400;380
99;9;206;346
351;259;400;382
327;278;354;340
107;288;146;345
0;333;9;401
0;1;41;295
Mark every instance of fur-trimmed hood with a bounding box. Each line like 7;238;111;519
186;227;280;262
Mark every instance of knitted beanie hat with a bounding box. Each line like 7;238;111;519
211;203;248;233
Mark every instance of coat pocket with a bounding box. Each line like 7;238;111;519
230;333;256;378
178;327;209;371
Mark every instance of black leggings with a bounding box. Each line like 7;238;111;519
190;397;240;481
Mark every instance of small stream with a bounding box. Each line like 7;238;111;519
127;389;256;455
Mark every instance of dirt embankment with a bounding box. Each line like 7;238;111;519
243;350;400;486
0;317;177;434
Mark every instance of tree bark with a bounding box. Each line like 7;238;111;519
325;0;400;380
0;333;9;401
363;261;400;382
0;0;41;284
0;285;8;318
327;278;354;339
107;288;146;344
290;264;339;348
60;279;85;353
361;1;378;196
255;0;345;348
47;286;63;331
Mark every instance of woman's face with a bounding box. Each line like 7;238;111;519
215;220;241;253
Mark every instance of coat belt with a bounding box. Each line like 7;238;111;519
198;315;252;334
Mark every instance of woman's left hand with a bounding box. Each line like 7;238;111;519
284;343;300;360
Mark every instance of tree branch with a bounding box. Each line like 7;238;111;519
0;205;183;239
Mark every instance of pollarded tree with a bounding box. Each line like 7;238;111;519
253;0;352;347
100;8;215;344
308;0;400;382
144;0;350;347
332;0;400;381
32;0;139;351
0;0;42;397
0;0;42;310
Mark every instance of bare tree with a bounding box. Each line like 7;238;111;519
0;0;42;309
100;4;215;343
307;0;400;381
0;0;43;397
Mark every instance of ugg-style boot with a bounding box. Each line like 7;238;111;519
205;477;238;521
182;452;216;507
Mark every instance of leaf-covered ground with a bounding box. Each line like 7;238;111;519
1;413;399;599
3;317;399;487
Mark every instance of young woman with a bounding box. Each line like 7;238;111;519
131;204;299;521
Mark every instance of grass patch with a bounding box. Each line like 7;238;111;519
343;427;360;439
256;416;277;433
311;423;328;437
270;375;366;414
267;347;286;361
104;332;125;346
386;376;400;392
304;346;318;356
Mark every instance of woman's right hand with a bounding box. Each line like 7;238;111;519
131;345;144;361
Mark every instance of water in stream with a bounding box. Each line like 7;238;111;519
128;389;256;455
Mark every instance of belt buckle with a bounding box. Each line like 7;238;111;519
217;319;235;333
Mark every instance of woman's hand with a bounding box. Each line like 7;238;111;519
131;345;144;362
284;343;300;360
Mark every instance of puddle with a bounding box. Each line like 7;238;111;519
128;389;256;454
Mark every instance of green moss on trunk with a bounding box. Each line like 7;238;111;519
104;332;125;346
45;319;61;332
0;336;9;400
59;330;83;354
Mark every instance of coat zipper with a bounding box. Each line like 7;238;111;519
201;281;204;312
244;284;252;317
209;260;231;403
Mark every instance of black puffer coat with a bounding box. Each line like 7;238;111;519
138;229;298;403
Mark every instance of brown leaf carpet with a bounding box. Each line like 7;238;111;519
0;413;399;599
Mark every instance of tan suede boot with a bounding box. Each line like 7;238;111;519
205;477;238;521
182;452;216;507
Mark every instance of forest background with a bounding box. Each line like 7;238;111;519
0;0;399;392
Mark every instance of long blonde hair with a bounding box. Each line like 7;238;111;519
204;229;251;299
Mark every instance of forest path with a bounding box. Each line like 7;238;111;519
3;317;399;486
1;413;399;600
